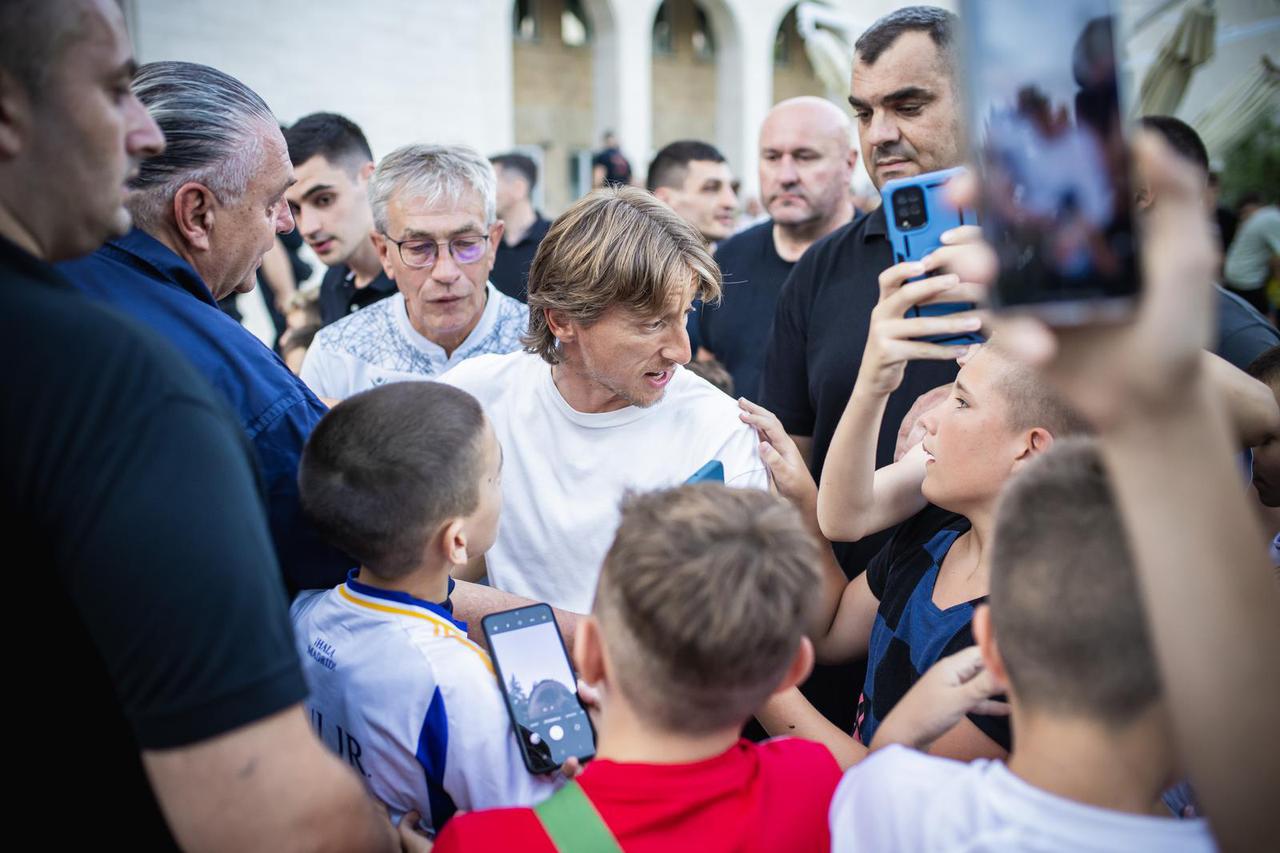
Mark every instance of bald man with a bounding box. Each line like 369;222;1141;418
695;96;857;398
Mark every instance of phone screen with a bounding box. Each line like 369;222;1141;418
485;605;595;772
962;0;1139;322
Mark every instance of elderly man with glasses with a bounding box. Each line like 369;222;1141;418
301;144;528;400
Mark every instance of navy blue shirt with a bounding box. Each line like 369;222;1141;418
60;228;351;592
1215;285;1279;370
491;214;550;303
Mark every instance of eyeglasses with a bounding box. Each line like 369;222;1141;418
383;230;491;269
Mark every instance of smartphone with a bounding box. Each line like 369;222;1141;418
685;459;725;484
882;167;984;345
482;603;596;774
961;0;1139;324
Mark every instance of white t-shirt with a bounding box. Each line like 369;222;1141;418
439;351;770;612
830;745;1216;852
290;574;557;831
300;283;528;399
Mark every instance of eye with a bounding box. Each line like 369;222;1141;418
955;396;969;409
645;319;665;331
853;109;871;122
898;103;924;116
314;193;335;208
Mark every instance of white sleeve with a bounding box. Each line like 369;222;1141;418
439;665;560;812
300;339;346;400
718;422;771;491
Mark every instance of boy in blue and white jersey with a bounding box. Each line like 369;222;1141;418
290;381;557;833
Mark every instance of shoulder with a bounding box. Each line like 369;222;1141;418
312;295;398;355
757;737;842;783
667;367;748;425
894;504;969;549
440;349;538;393
830;746;968;844
434;807;550;853
714;220;773;261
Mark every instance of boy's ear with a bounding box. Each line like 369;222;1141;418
972;604;1010;690
574;616;607;685
1016;427;1055;462
772;636;815;696
435;517;469;566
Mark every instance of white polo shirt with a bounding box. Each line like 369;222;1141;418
439;351;770;612
300;283;528;400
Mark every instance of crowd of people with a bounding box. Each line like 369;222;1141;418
5;1;1278;851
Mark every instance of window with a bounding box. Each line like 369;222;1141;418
653;2;674;55
692;6;716;61
562;0;591;47
514;0;538;41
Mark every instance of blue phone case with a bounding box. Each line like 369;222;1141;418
685;460;725;484
881;167;984;345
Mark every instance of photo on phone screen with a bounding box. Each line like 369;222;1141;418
483;604;596;774
961;0;1140;323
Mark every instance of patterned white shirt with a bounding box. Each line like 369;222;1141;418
301;282;528;400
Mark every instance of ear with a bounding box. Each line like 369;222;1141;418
545;307;577;345
573;616;607;685
440;517;469;566
371;231;396;281
489;219;505;249
971;604;1010;691
171;182;218;252
357;160;376;183
771;636;815;696
652;185;675;205
1135;184;1154;211
0;69;31;160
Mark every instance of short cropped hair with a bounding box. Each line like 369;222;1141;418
299;382;487;579
368;143;496;234
284;112;373;171
523;186;722;364
985;340;1091;438
991;439;1160;723
594;485;820;734
490;152;538;190
1139;115;1209;175
1247;345;1280;390
127;61;276;231
854;5;956;67
646;140;726;192
0;0;88;94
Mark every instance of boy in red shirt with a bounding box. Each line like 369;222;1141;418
435;484;838;852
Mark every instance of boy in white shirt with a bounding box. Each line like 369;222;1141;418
290;381;557;833
830;439;1216;852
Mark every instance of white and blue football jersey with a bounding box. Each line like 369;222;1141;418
290;571;558;831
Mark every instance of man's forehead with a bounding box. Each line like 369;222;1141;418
851;31;950;102
286;156;350;199
74;0;133;72
390;193;485;233
684;160;730;184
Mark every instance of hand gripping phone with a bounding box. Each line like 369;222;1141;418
482;603;596;774
961;0;1140;324
881;167;985;346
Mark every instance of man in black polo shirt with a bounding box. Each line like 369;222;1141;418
489;152;550;302
284;112;397;327
762;7;966;579
699;97;858;398
0;1;394;848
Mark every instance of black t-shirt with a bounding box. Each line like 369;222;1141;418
855;505;1011;751
318;264;398;327
491;214;551;303
701;220;795;399
1216;284;1279;370
1;236;307;845
761;207;960;576
592;147;633;186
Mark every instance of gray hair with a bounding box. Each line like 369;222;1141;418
127;61;276;230
368;143;497;234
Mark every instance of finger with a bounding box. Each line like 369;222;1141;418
922;243;998;289
878;260;929;299
880;273;963;314
877;315;983;343
944;167;978;209
911;282;989;308
561;756;583;779
969;699;1012;717
943;646;987;684
985;314;1057;367
939;225;982;245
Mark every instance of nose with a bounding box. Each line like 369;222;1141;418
430;241;461;284
776;155;799;185
920;402;942;435
275;200;295;235
294;206;315;236
125;94;165;160
719;183;738;211
662;317;693;366
864;110;900;149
